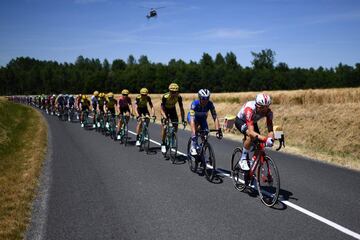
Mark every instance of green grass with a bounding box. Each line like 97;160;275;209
0;100;47;239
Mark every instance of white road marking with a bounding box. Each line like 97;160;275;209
127;130;360;239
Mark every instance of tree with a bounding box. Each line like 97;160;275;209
251;49;276;69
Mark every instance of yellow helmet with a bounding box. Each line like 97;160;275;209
169;83;179;92
93;90;99;96
121;89;129;95
99;92;105;98
81;95;87;100
140;88;149;95
107;92;114;98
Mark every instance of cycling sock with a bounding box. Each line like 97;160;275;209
241;147;249;160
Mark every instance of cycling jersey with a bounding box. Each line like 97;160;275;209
118;95;132;108
237;101;273;127
105;97;117;110
91;95;98;109
161;92;183;109
80;98;90;108
135;95;152;109
187;99;217;130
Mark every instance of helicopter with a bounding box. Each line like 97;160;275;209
145;7;165;19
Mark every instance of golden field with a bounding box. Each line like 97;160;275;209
121;88;360;170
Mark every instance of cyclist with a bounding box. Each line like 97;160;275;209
75;94;82;111
91;91;99;127
160;83;186;154
79;94;91;127
134;88;155;147
103;92;118;131
96;92;106;127
234;93;274;171
117;89;133;140
188;89;222;155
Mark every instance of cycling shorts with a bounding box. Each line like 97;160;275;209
235;116;260;135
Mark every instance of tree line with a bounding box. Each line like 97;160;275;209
1;49;359;95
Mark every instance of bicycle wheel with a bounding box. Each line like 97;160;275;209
203;142;216;181
187;138;198;172
170;132;178;164
256;155;280;207
144;128;150;154
123;123;129;146
231;147;246;191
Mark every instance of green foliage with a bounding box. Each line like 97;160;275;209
1;51;360;95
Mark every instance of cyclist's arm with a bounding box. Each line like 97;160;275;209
178;96;185;122
148;97;155;116
210;103;220;130
266;110;274;139
160;96;167;119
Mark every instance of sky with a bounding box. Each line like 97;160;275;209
0;0;360;68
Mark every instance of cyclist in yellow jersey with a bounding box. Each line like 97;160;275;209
79;94;91;127
103;92;118;115
160;83;186;154
134;88;155;146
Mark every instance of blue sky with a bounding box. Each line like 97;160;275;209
1;0;359;68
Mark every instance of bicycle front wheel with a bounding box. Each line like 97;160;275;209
169;132;178;164
124;124;129;146
144;129;150;154
203;142;216;181
256;155;280;207
187;138;198;172
231;147;246;192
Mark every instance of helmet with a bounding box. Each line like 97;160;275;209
69;95;73;98
107;92;114;98
169;83;179;92
140;88;149;95
82;95;87;100
93;90;99;96
255;93;271;107
99;92;105;98
77;93;82;97
121;89;129;95
198;89;210;100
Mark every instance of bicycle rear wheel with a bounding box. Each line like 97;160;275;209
170;132;178;164
187;138;198;172
203;142;216;181
256;155;280;207
231;147;246;191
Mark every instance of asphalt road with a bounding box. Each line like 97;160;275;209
26;113;360;240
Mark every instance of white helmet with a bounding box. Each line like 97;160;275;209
255;93;271;107
198;89;210;100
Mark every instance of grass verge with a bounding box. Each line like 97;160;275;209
0;99;47;239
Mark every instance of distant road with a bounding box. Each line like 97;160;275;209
27;113;360;240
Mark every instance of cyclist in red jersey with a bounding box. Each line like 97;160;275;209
234;93;275;170
116;89;133;139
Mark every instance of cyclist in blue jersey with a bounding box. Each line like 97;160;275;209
187;89;222;155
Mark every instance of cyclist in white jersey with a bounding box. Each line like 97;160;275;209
234;93;275;170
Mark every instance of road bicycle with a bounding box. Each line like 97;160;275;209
230;135;285;207
138;116;156;154
187;129;219;181
105;111;118;140
118;113;131;145
162;119;186;163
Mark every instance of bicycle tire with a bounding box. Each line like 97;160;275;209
203;142;216;181
144;128;150;154
124;123;129;146
231;147;246;191
187;138;198;172
170;132;178;164
256;155;280;207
